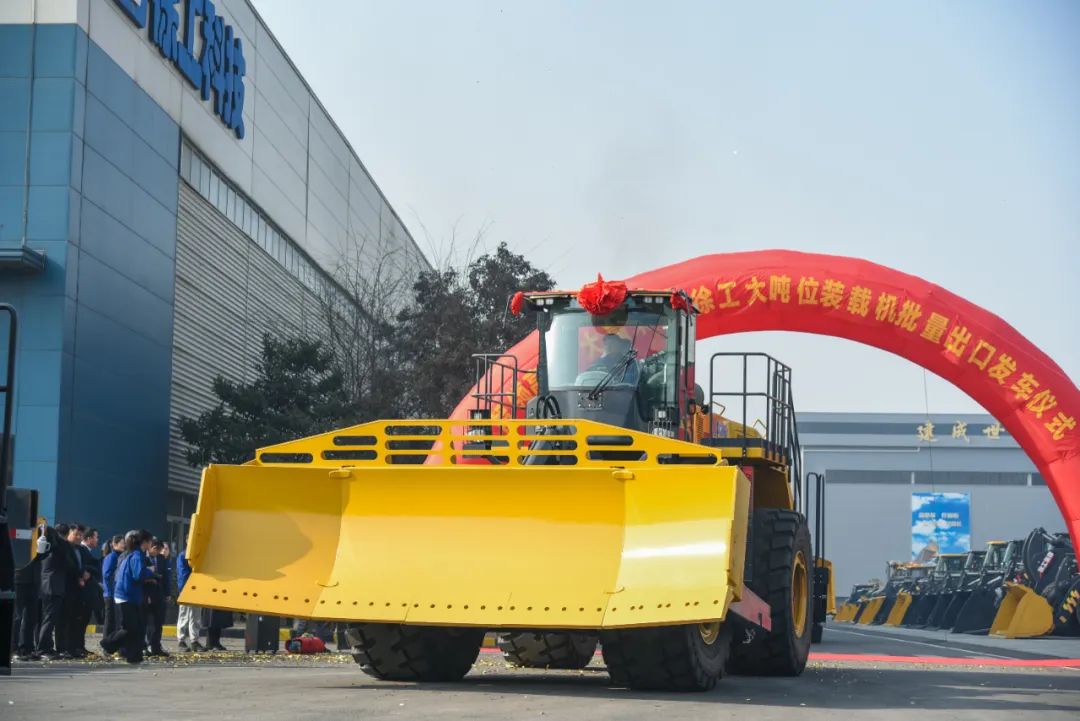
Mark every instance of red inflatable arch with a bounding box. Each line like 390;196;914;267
452;250;1080;544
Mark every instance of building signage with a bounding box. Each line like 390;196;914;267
113;0;246;139
911;492;971;561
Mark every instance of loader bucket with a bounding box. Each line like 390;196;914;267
951;586;999;635
989;584;1054;639
884;591;912;626
180;419;751;630
924;593;953;629
940;590;971;630
857;596;884;624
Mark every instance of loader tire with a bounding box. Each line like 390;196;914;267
810;622;823;644
497;631;597;669
345;623;483;682
600;623;731;691
728;508;813;676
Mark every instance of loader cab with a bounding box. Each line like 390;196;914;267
525;291;696;436
981;541;1008;573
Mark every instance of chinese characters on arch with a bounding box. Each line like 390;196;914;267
689;272;1075;445
113;0;246;139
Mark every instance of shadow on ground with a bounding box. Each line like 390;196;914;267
327;665;1080;712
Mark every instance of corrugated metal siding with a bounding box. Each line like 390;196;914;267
168;183;323;494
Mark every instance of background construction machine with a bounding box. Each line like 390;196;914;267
900;554;967;628
180;284;825;691
989;528;1080;638
838;531;1080;639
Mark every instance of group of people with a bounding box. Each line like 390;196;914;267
12;522;233;664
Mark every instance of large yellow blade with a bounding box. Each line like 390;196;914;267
181;420;750;630
990;584;1054;638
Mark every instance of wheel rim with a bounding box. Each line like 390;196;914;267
792;550;808;637
698;621;721;645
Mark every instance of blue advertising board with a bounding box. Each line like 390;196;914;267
911;492;971;562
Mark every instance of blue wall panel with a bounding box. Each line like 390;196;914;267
55;32;178;536
0;25;32;77
0;24;177;535
0;24;74;525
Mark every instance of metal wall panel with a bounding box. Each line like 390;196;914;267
168;182;322;495
81;0;428;278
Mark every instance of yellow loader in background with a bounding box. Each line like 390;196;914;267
989;528;1080;639
181;287;824;691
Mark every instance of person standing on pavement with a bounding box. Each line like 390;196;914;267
12;531;43;660
100;534;123;641
62;524;90;658
143;539;169;657
71;526;102;657
175;546;203;652
206;607;233;652
102;530;153;664
36;523;71;659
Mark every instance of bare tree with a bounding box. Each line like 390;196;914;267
316;227;416;419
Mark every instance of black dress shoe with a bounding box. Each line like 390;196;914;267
177;641;190;652
210;643;227;652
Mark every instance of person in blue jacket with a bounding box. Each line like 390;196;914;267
101;530;153;663
100;535;124;642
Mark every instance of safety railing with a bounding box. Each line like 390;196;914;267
249;418;724;469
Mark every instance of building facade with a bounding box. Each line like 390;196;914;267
800;412;1063;597
0;0;428;544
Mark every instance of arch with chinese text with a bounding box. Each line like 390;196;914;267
452;250;1080;543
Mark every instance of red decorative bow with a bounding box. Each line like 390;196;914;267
577;274;628;316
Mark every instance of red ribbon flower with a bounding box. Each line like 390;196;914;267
509;291;526;316
577;274;628;316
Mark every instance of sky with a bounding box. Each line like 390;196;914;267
253;0;1078;414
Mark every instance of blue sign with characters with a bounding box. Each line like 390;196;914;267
113;0;246;139
911;492;971;562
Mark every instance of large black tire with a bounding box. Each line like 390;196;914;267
344;623;484;681
728;508;813;676
497;631;597;669
600;623;731;691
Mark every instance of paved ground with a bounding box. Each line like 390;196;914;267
4;622;1079;720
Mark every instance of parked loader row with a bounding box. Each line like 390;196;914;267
834;530;1080;639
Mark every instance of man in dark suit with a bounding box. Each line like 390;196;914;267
144;538;170;657
36;523;71;659
57;524;91;658
71;526;103;657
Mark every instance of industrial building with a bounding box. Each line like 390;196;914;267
799;411;1063;596
0;0;429;545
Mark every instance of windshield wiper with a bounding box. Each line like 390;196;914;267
588;349;637;400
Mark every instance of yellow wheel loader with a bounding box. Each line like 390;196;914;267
884;565;934;626
939;541;1007;631
901;554;967;627
952;538;1023;634
990;528;1080;639
836;583;878;622
180;288;819;691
